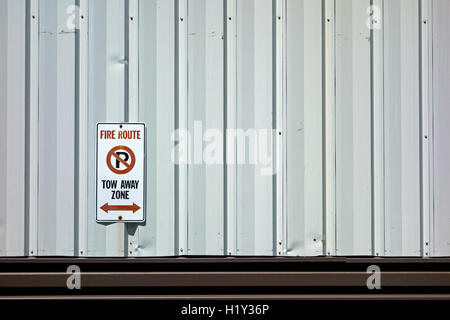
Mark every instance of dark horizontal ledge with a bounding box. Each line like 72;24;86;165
1;271;450;288
1;294;450;301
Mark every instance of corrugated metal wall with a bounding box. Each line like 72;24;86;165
0;0;449;257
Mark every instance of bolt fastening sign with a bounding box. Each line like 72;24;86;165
97;123;145;222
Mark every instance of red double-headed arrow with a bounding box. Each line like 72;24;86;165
100;203;141;213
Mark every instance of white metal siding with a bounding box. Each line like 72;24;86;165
235;0;274;255
186;0;225;255
335;0;373;256
285;0;323;256
0;0;449;257
432;0;450;257
0;0;26;257
38;0;76;256
383;0;421;256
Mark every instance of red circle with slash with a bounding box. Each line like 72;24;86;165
106;145;136;175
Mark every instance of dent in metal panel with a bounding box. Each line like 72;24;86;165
235;0;274;255
87;0;126;256
335;0;372;255
383;0;421;256
135;0;176;256
38;0;76;256
285;0;323;256
432;0;450;257
186;0;225;255
0;0;26;257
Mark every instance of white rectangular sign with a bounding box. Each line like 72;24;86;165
96;123;145;222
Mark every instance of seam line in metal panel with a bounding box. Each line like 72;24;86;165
324;0;336;257
419;0;424;258
370;0;375;257
74;0;89;257
124;0;140;257
223;0;228;256
124;0;130;257
419;0;432;258
225;0;237;256
175;0;188;256
124;0;130;123
371;0;385;257
25;0;39;257
273;0;285;256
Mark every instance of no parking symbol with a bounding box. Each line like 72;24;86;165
96;123;145;223
107;145;136;174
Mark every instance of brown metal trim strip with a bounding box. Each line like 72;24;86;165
1;271;450;287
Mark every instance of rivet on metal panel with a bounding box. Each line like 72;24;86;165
180;17;184;22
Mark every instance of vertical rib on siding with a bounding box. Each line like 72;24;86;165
136;0;176;256
186;0;225;255
420;0;432;258
76;0;89;257
87;0;126;256
274;0;284;256
335;0;372;255
176;0;188;255
125;0;139;256
372;0;385;257
225;0;237;256
383;0;421;256
0;0;27;257
285;0;323;256
324;0;336;256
